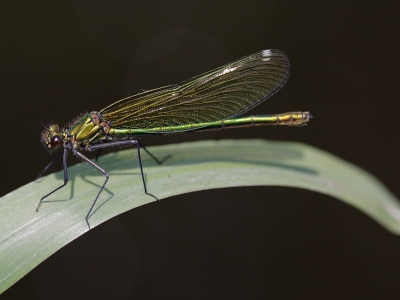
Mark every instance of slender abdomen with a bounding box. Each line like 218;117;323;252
108;111;311;138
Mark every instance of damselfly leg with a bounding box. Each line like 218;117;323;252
36;148;69;211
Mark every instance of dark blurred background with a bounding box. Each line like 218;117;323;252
1;1;400;299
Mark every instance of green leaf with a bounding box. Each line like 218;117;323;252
1;139;400;293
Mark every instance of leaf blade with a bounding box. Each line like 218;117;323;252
1;139;399;293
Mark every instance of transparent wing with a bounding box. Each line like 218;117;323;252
100;49;290;130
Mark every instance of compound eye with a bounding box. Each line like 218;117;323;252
50;135;63;148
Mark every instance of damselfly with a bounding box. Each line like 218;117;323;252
37;49;311;228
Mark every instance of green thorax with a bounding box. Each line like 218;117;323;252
67;112;109;148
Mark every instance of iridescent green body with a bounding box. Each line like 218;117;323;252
62;111;310;151
42;49;311;152
38;49;312;227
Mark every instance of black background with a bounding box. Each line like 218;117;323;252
2;1;400;299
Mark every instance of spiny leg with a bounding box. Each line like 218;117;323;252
36;148;69;211
89;140;159;202
136;141;159;201
73;150;109;229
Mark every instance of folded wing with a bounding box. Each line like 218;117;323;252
100;49;290;132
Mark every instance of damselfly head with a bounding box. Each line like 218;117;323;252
41;123;63;153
